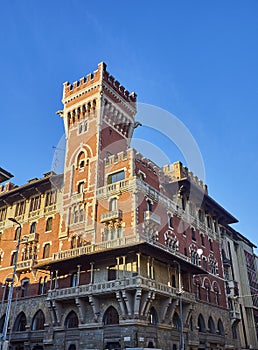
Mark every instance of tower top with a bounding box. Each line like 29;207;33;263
62;62;137;105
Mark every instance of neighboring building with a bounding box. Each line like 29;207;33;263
0;167;13;183
0;62;256;350
221;228;258;349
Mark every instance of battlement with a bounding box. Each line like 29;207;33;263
63;62;137;104
104;149;133;166
163;161;208;193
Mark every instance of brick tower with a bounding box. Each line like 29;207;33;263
59;62;137;246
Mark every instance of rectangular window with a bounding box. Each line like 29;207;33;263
30;195;41;212
15;201;26;217
45;190;57;207
0;207;7;222
107;170;125;184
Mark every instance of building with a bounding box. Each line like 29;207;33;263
0;62;256;350
221;227;258;349
0;168;13;184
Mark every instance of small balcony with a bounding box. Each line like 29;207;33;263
16;259;37;272
70;192;84;204
144;211;161;225
227;280;239;297
47;275;195;302
26;232;39;243
100;209;122;223
230;310;241;323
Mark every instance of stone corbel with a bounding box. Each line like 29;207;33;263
89;295;100;322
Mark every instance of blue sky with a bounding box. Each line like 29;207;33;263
0;1;257;250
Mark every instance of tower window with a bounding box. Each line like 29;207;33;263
45;217;53;232
107;170;125;184
43;243;50;259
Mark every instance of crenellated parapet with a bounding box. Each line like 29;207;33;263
163;161;208;194
63;62;137;107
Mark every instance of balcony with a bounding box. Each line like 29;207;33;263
230;310;241;323
52;235;137;261
16;259;37;272
144;211;161;225
47;275;195;302
26;232;39;243
70;192;84;204
100;209;122;223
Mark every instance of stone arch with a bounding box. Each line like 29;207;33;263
208;316;216;333
13;311;27;332
148;307;158;325
197;314;206;332
31;309;45;331
103;306;119;325
218;318;225;335
202;276;212;289
64;310;79;329
211;280;221;293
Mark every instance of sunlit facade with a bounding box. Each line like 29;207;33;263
0;63;257;350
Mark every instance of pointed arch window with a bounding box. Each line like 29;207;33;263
149;307;158;325
218;319;225;335
65;311;79;328
172;312;180;330
32;310;45;330
208;316;216;333
103;306;119;325
198;314;205;332
13;312;27;332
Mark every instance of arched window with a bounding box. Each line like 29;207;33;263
146;199;152;212
43;243;50;259
103;306;119;325
65;311;79;328
32;310;45;330
198;314;205;332
191;227;196;241
38;277;47;295
196;283;201;300
71;273;78;287
149;307;158;325
13;312;26;332
45;217;53;231
30;222;37;234
218;319;225;335
14;227;21;240
109;198;117;211
208;316;216;333
78;182;84;193
10;252;16;266
172;312;180;330
168;213;173;228
77;151;86;169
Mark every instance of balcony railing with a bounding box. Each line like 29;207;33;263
100;209;122;223
53;235;137;261
229;310;241;321
70;192;84;204
16;259;37;272
144;211;161;225
47;275;195;302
